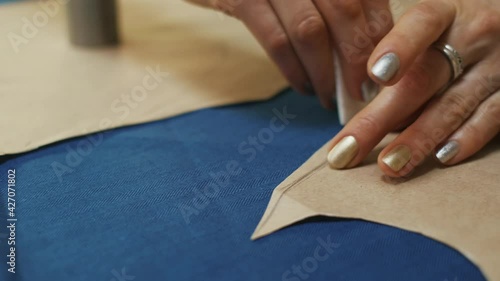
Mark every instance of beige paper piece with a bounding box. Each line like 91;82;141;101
0;0;287;155
252;135;500;281
334;55;368;125
0;0;421;155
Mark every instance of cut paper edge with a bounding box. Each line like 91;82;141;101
0;0;287;155
334;53;369;125
251;194;317;240
251;156;328;240
251;137;500;281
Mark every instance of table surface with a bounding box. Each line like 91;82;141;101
0;85;486;281
0;0;486;280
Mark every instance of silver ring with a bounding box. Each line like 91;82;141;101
433;43;464;82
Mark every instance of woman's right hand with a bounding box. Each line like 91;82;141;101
187;0;394;108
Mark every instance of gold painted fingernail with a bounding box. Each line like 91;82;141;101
435;141;459;164
382;145;412;172
327;136;359;169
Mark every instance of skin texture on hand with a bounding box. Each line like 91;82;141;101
184;0;394;107
327;0;500;177
184;0;210;7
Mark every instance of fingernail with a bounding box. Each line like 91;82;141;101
435;141;459;164
382;145;412;172
327;136;359;169
304;82;315;96
361;79;380;102
371;53;400;82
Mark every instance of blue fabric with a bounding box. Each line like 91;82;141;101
0;90;486;281
0;0;19;4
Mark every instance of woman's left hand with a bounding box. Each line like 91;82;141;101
326;0;500;177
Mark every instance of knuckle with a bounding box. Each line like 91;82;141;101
438;93;471;124
292;14;327;44
487;73;500;90
397;64;431;93
384;29;419;51
354;114;381;137
480;99;500;126
470;11;500;38
329;0;363;18
266;31;290;57
461;123;487;145
411;2;446;30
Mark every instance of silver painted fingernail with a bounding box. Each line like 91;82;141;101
371;53;400;82
361;79;380;102
327;136;359;169
435;141;460;164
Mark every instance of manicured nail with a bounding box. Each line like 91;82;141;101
327;136;359;169
382;145;412;172
361;79;379;102
435;141;459;164
371;53;400;82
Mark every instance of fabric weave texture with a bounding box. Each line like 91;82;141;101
0;88;485;281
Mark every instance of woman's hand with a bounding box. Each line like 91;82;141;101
186;0;393;107
327;0;500;177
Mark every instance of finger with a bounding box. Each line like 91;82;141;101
229;0;313;96
326;48;451;170
314;0;371;101
359;0;394;101
360;0;393;44
377;63;499;177
367;0;457;84
269;0;335;108
435;89;500;166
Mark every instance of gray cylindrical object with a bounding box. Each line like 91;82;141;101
67;0;120;46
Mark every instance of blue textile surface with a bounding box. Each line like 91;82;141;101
0;0;18;4
0;89;485;281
